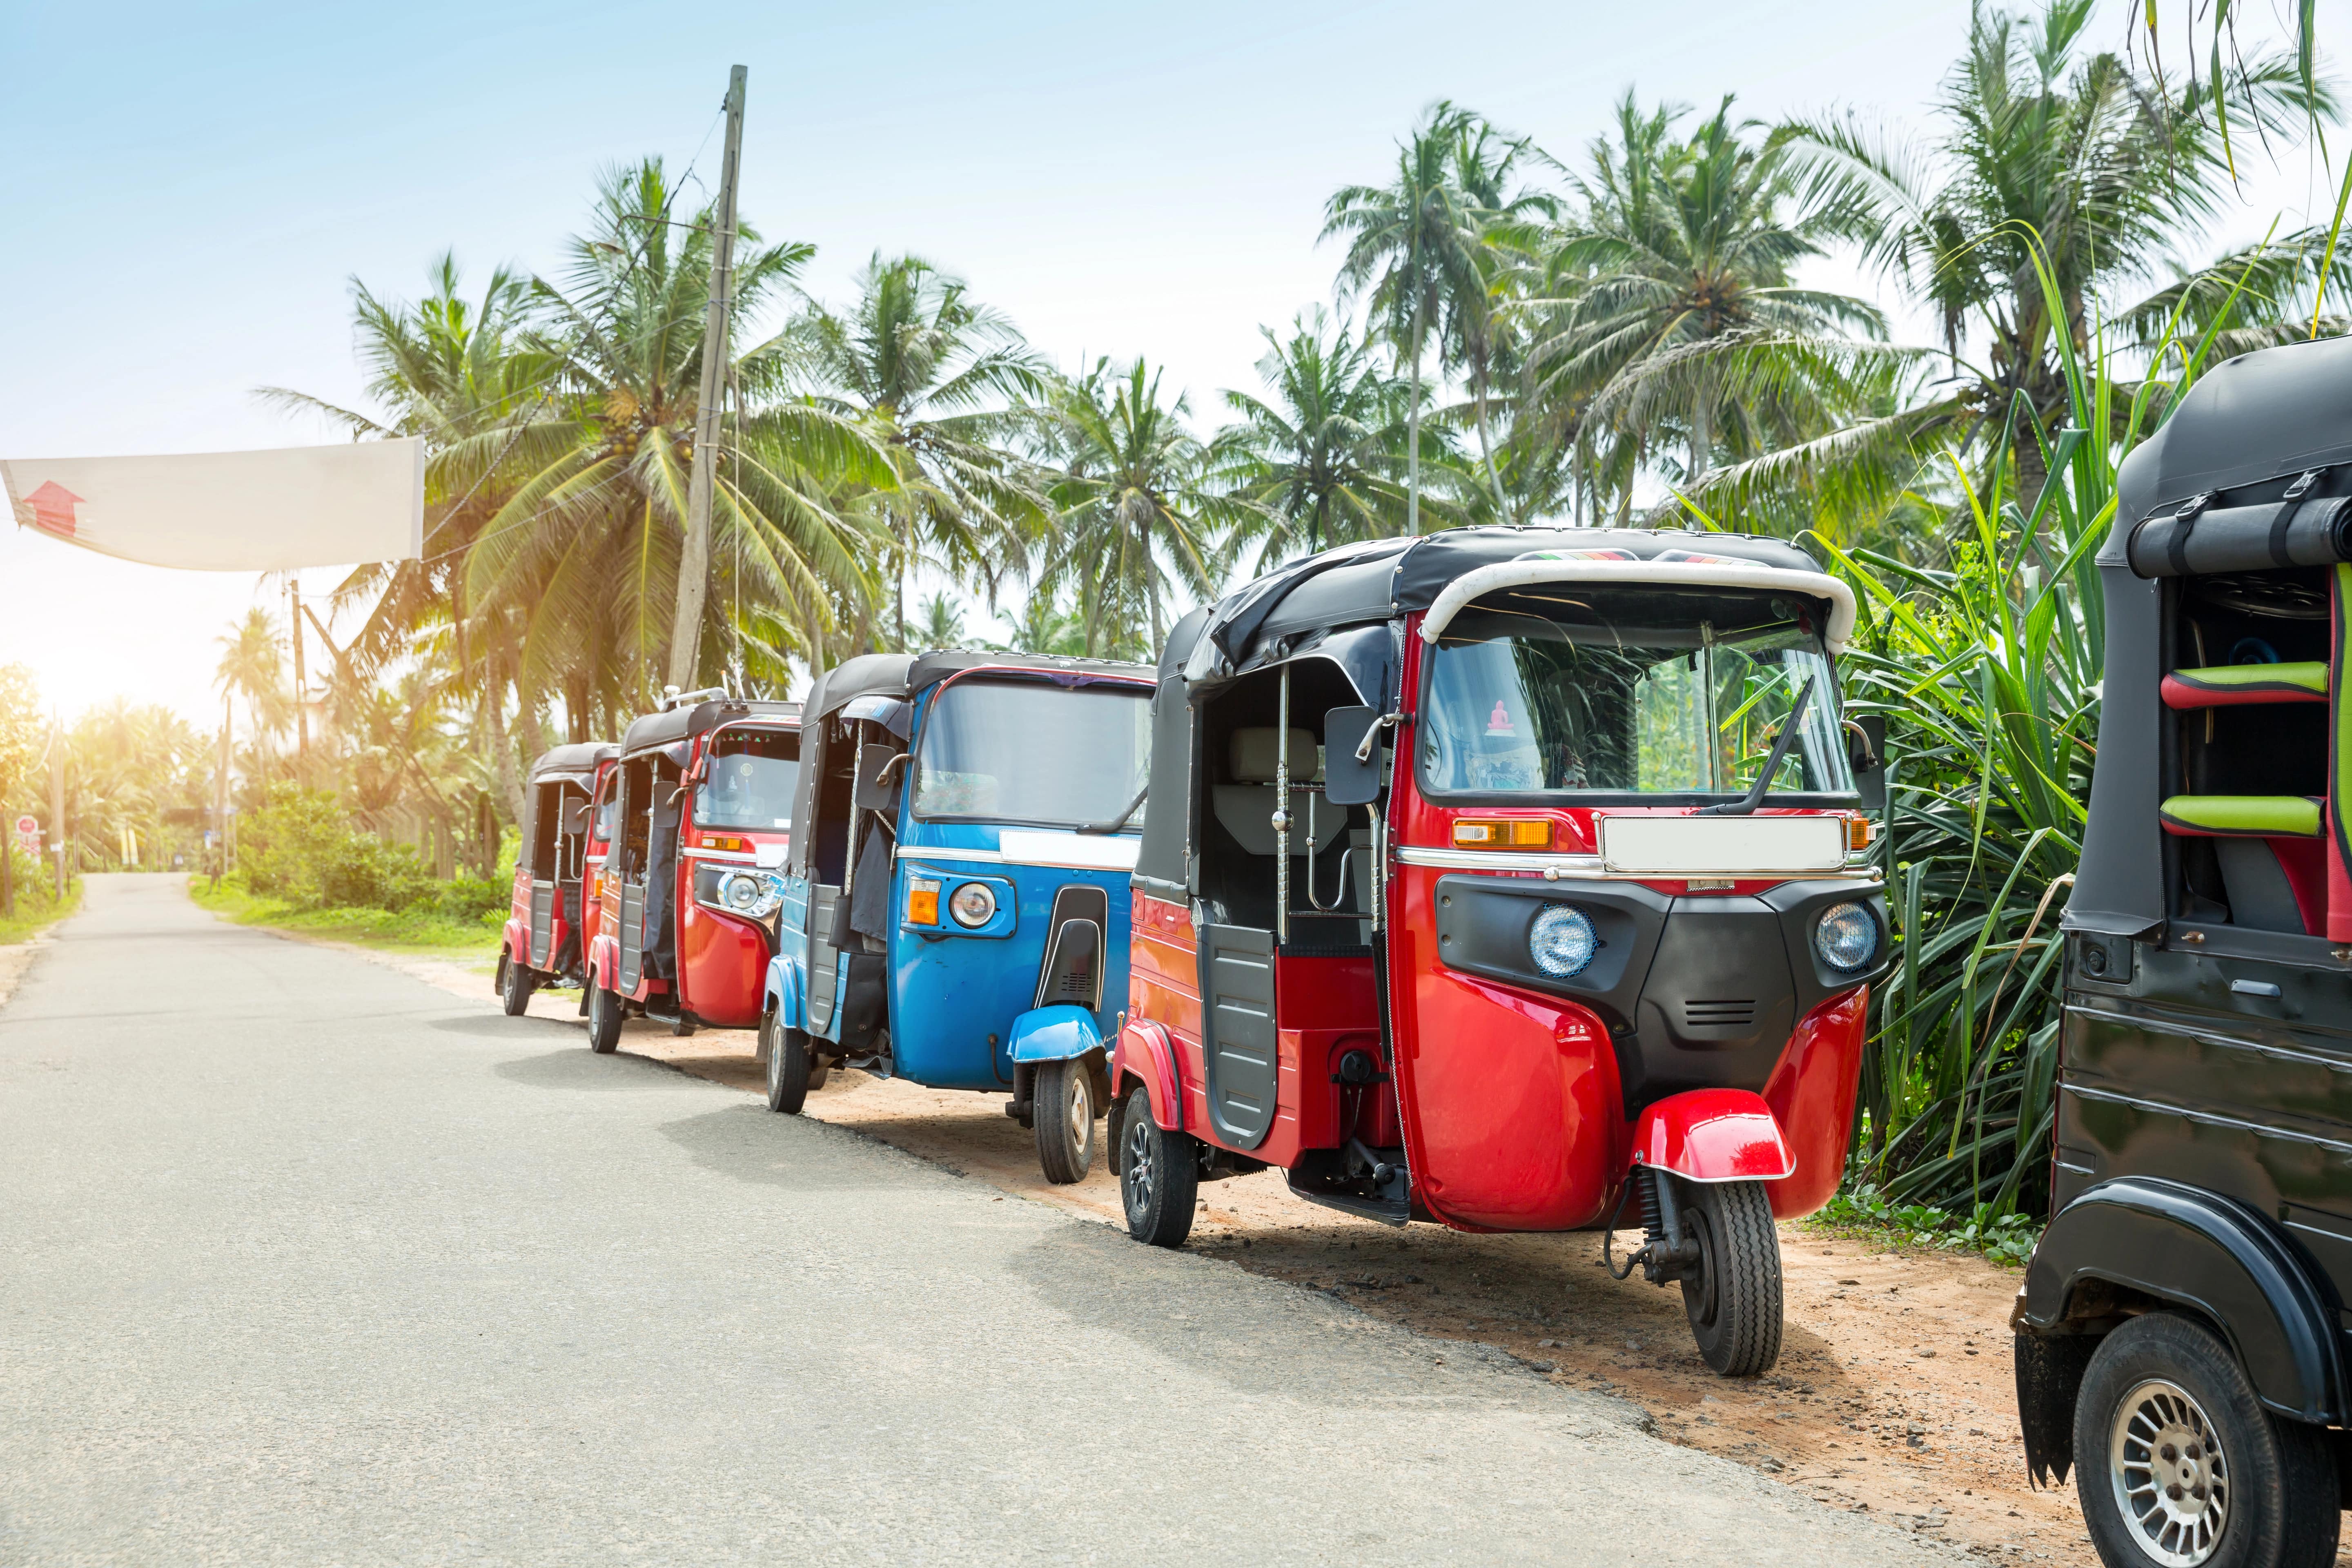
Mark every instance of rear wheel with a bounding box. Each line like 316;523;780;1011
1033;1059;1096;1184
764;1013;812;1115
1679;1178;1782;1376
2076;1312;2339;1568
1118;1086;1196;1247
500;951;533;1016
585;983;621;1054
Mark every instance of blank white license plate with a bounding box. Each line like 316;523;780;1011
1598;814;1844;874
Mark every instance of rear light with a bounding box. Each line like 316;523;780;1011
702;834;750;853
1452;818;1553;849
907;877;940;926
1847;816;1873;851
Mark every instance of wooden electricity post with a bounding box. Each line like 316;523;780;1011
665;64;747;693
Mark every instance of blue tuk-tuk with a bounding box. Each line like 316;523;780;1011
760;650;1156;1181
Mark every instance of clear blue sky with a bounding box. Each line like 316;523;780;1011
3;0;2342;722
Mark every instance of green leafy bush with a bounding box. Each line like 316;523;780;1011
1814;1182;2040;1266
238;783;457;916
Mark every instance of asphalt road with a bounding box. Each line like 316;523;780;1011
0;876;1949;1566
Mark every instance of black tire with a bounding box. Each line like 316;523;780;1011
2075;1312;2339;1568
764;1012;811;1115
585;983;622;1054
1678;1178;1783;1376
1118;1085;1196;1247
1033;1058;1096;1184
500;951;533;1017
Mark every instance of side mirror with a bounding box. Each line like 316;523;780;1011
1323;706;1384;807
853;743;902;811
1848;715;1888;815
562;801;591;836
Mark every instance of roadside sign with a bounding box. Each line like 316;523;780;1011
12;814;36;856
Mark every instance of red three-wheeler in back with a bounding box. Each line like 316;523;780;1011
499;742;615;1016
1108;527;1891;1374
584;691;802;1051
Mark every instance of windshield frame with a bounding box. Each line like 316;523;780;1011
906;671;1155;833
690;721;802;833
1411;588;1858;810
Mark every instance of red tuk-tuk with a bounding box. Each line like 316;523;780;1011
1109;528;1890;1374
499;742;615;1016
584;692;802;1052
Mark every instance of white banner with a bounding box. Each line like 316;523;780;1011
2;439;423;570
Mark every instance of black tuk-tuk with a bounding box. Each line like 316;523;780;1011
2018;336;2352;1567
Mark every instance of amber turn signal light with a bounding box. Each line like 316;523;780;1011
702;834;750;853
1452;818;1553;849
1846;816;1873;851
906;877;941;926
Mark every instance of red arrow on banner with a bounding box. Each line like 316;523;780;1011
22;481;84;538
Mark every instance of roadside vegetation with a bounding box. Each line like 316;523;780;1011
188;784;509;958
10;1;2341;1225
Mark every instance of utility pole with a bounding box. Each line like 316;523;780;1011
216;695;232;880
665;64;747;693
49;715;65;899
289;579;310;786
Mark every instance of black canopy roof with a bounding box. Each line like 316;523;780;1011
526;742;615;786
803;648;1154;727
2115;334;2352;526
1194;526;1828;678
619;699;800;759
2071;335;2352;940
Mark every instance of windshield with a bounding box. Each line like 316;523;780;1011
694;728;800;831
1418;584;1853;800
911;679;1152;830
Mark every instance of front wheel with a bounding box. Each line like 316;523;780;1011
2076;1312;2339;1568
585;982;621;1054
1118;1086;1196;1247
1678;1178;1782;1376
764;1013;812;1115
1033;1059;1097;1184
500;951;534;1017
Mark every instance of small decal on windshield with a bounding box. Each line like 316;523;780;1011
1487;700;1516;736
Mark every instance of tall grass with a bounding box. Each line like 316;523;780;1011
1799;231;2269;1215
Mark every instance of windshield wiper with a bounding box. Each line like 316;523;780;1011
1077;784;1147;835
1695;676;1817;817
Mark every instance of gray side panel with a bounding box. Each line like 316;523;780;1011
2065;564;2166;938
1198;923;1277;1149
806;884;842;1036
530;882;555;967
617;884;646;994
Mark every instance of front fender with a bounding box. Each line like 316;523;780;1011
1631;1088;1795;1182
2018;1175;2345;1426
1008;1004;1103;1065
501;915;529;968
586;933;615;993
1113;1018;1183;1132
762;952;806;1031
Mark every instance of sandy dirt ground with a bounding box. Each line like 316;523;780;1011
261;933;2088;1566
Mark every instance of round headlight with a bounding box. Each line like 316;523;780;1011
1528;904;1597;979
1815;901;1876;971
722;871;763;912
949;882;996;928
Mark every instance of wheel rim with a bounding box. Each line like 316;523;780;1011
1066;1071;1092;1164
2109;1377;2230;1566
1124;1109;1154;1214
766;1022;782;1095
1682;1205;1722;1332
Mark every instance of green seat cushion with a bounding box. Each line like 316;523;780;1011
2158;795;2324;837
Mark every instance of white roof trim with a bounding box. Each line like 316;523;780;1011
1417;559;1858;653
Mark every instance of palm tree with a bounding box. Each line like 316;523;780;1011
214;608;287;789
1324;102;1492;535
1212;307;1436;571
1035;359;1244;657
260;254;548;817
1782;0;2329;502
1522;93;1887;514
907;592;968;651
799;254;1049;646
463;159;891;713
988;590;1089;657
